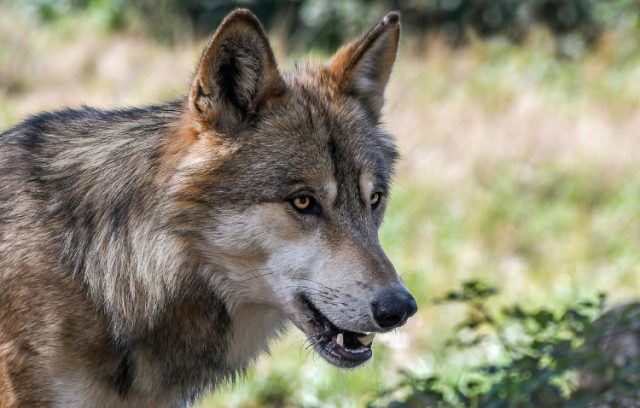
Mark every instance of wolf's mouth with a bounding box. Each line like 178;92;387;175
299;295;375;368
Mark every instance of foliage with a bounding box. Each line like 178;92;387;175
2;3;640;405
13;0;640;53
369;281;640;407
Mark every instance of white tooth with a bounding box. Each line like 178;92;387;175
357;333;375;346
336;333;344;347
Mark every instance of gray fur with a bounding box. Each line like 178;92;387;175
0;8;409;407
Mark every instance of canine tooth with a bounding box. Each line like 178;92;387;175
357;333;375;346
336;333;344;347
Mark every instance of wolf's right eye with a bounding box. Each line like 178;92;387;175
292;196;310;210
290;196;321;215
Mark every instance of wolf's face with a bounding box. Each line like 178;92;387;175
176;10;416;368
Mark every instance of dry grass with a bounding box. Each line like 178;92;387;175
2;7;640;407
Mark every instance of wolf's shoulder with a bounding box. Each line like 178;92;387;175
0;100;184;149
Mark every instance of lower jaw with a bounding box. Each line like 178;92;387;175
315;344;372;368
296;294;373;367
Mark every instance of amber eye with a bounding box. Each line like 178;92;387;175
290;195;321;216
370;192;382;209
292;196;311;210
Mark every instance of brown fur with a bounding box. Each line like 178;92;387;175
0;8;411;407
329;12;400;116
157;108;199;182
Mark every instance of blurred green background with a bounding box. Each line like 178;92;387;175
1;0;640;407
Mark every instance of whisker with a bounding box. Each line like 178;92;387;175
240;272;274;282
290;277;337;293
280;285;328;294
304;338;322;350
279;286;335;301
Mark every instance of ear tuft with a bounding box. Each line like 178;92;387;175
189;8;283;134
383;11;400;25
328;12;400;118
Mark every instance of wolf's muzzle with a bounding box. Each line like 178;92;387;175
372;287;418;330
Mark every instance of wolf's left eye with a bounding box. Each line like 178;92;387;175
370;192;383;210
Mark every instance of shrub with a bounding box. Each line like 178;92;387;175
15;0;640;53
369;281;640;408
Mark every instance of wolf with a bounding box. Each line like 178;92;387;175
0;8;417;407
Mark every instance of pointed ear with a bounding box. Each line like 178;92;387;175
328;12;400;118
189;9;284;133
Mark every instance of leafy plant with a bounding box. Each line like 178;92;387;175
370;281;640;407
13;0;640;53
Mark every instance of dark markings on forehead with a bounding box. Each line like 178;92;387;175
296;87;341;196
298;85;329;140
305;103;316;134
301;89;349;200
284;76;396;205
300;86;386;197
327;135;339;198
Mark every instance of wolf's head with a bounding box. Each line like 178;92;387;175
171;9;416;368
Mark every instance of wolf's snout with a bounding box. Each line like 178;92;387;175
371;287;418;330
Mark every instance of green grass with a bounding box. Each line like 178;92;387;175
199;163;640;407
386;163;640;299
2;7;640;407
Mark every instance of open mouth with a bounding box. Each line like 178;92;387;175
300;295;376;368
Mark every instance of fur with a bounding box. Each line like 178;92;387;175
0;9;412;407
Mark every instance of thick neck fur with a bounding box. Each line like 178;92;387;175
29;101;191;337
18;101;264;340
8;100;288;400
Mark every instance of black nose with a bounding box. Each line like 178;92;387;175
372;287;418;329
